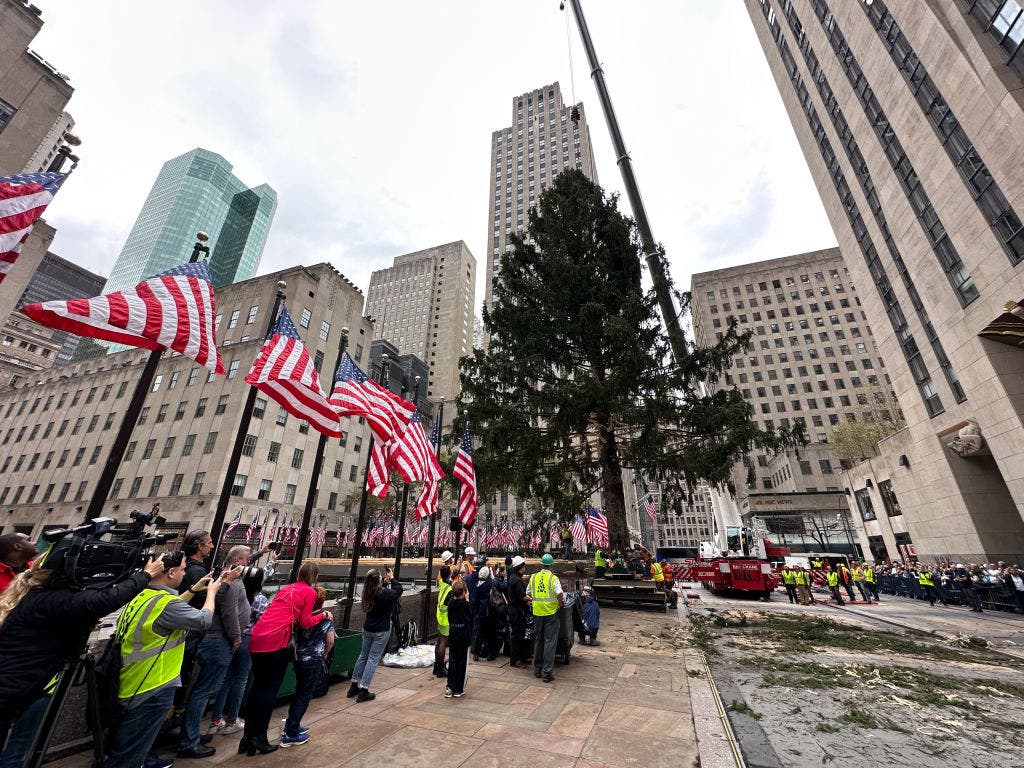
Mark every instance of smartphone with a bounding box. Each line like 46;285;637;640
211;565;223;579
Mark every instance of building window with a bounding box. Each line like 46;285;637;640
241;434;257;456
0;98;15;134
195;398;207;417
148;475;163;497
228;360;240;379
154;404;168;423
247;305;259;324
267;441;281;462
191;472;206;495
161;437;175;458
253;397;267;419
230;474;247;497
175;402;187;421
128;476;143;498
187;368;199;387
320;320;330;341
182;433;197;456
879;479;902;517
299;308;312;328
215;394;230;415
854;487;877;521
228;309;241;329
258;479;272;501
170;474;184;496
89;445;102;465
349;465;358;482
291;448;304;469
142;439;156;460
204;432;218;454
284;484;297;504
110;478;123;499
353;436;362;453
151;375;163;392
276;407;288;426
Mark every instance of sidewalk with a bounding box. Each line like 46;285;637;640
54;608;703;768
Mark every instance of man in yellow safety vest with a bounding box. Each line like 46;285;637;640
105;552;229;768
826;566;845;605
780;566;798;604
863;562;879;601
593;548;607;578
433;565;453;678
794;567;812;605
527;553;564;683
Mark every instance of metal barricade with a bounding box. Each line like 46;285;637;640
877;575;1020;612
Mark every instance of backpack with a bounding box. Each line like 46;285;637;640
91;635;123;731
489;584;509;620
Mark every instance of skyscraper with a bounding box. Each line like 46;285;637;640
364;241;476;409
484;82;598;310
105;148;277;293
745;0;1024;563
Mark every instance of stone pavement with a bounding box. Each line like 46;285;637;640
54;607;704;768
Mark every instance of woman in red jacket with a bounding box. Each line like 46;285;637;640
240;562;329;756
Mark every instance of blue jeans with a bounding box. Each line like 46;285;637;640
180;635;232;749
284;661;323;737
351;629;390;690
211;632;251;723
106;687;176;768
0;695;50;768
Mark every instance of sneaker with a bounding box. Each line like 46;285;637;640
453;691;464;698
356;689;376;703
279;733;310;748
206;720;225;735
148;758;175;768
220;719;244;735
347;682;360;698
444;688;454;698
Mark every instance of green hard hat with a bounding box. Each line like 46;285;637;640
541;553;555;566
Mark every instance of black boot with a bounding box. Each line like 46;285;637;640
238;736;252;755
246;738;278;756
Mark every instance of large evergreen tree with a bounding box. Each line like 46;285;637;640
457;170;799;553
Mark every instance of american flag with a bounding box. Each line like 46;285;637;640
453;426;478;525
223;508;243;538
334;526;342;547
392;411;444;486
365;439;392;499
22;259;224;373
642;494;658;523
570;517;587;543
330;353;414;443
245;511;260;541
0;172;65;285
586;505;609;546
245;306;341;437
415;416;442;520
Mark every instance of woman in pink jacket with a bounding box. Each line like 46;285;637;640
240;562;329;755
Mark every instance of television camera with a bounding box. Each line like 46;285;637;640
40;508;175;589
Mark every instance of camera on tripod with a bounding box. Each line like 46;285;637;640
39;508;174;590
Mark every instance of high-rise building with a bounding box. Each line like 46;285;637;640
691;248;888;555
364;241;475;408
22;110;74;173
0;0;74;175
484;82;598;310
745;0;1024;563
0;263;374;546
105;148;277;294
12;250;105;365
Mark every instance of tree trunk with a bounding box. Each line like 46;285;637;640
598;420;630;553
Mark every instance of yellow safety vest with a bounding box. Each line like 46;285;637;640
918;571;935;588
651;562;664;582
781;570;796;585
594;549;606;568
865;567;875;583
796;572;809;586
529;570;559;616
117;588;186;700
853;567;865;581
826;572;839;587
436;580;452;631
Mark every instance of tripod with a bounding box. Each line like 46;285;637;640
20;650;105;768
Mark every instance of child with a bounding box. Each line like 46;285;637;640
578;585;600;646
445;580;473;698
281;586;335;746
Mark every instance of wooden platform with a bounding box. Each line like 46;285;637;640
590;577;668;611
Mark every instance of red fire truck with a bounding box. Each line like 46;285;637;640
692;526;783;599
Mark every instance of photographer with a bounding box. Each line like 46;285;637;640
105;554;227;768
0;553;165;753
171;530;213;725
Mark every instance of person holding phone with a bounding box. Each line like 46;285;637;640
347;566;403;703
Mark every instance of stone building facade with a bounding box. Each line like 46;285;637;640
745;0;1024;562
0;264;375;548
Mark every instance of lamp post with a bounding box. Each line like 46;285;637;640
420;397;444;632
45;131;81;173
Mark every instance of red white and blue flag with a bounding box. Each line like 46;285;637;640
453;426;478;526
642;494;658;523
415;416;442;520
330;353;415;443
223;508;243;539
246;306;341;437
22;259;224;373
586;505;609;546
0;172;66;284
570;517;587;543
366;439;393;499
392;411;444;486
245;511;260;541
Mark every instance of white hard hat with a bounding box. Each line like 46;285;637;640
464;546;476;556
511;555;526;569
478;566;491;580
441;550;454;562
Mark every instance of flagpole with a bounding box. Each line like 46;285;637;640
209;280;287;564
391;376;421;582
289;327;349;582
341;354;389;629
84;233;210;521
420;396;444;633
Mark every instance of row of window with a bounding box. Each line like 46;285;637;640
786;0;979;306
0;479;88;506
962;0;1024;78
3;380;130;419
852;0;1024;263
757;0;946;417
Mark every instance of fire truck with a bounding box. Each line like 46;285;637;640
692;525;783;599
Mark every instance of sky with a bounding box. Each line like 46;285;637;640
32;1;837;312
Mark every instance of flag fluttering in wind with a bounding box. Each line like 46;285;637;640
570;517;587;543
586;505;609;546
245;306;341;437
392;411;444;486
366;439;392;499
453;426;478;526
642;494;658;523
415;416;442;520
22;260;224;373
245;511;260;541
330;353;414;443
223;508;243;538
0;172;65;285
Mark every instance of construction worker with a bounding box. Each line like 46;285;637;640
864;562;879;601
433;565;453;678
526;553;564;683
593;548;607;578
837;561;856;602
105;554;229;768
826;566;844;605
660;560;678;608
918;566;946;607
852;562;872;603
780;565;798;604
794;567;812;605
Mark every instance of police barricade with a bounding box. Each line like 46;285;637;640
877;576;1020;612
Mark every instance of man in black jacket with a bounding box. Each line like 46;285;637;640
172;530;213;720
0;556;165;751
507;556;530;668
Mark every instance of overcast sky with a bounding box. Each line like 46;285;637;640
33;1;836;311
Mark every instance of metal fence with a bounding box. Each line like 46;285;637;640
877;575;1023;613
